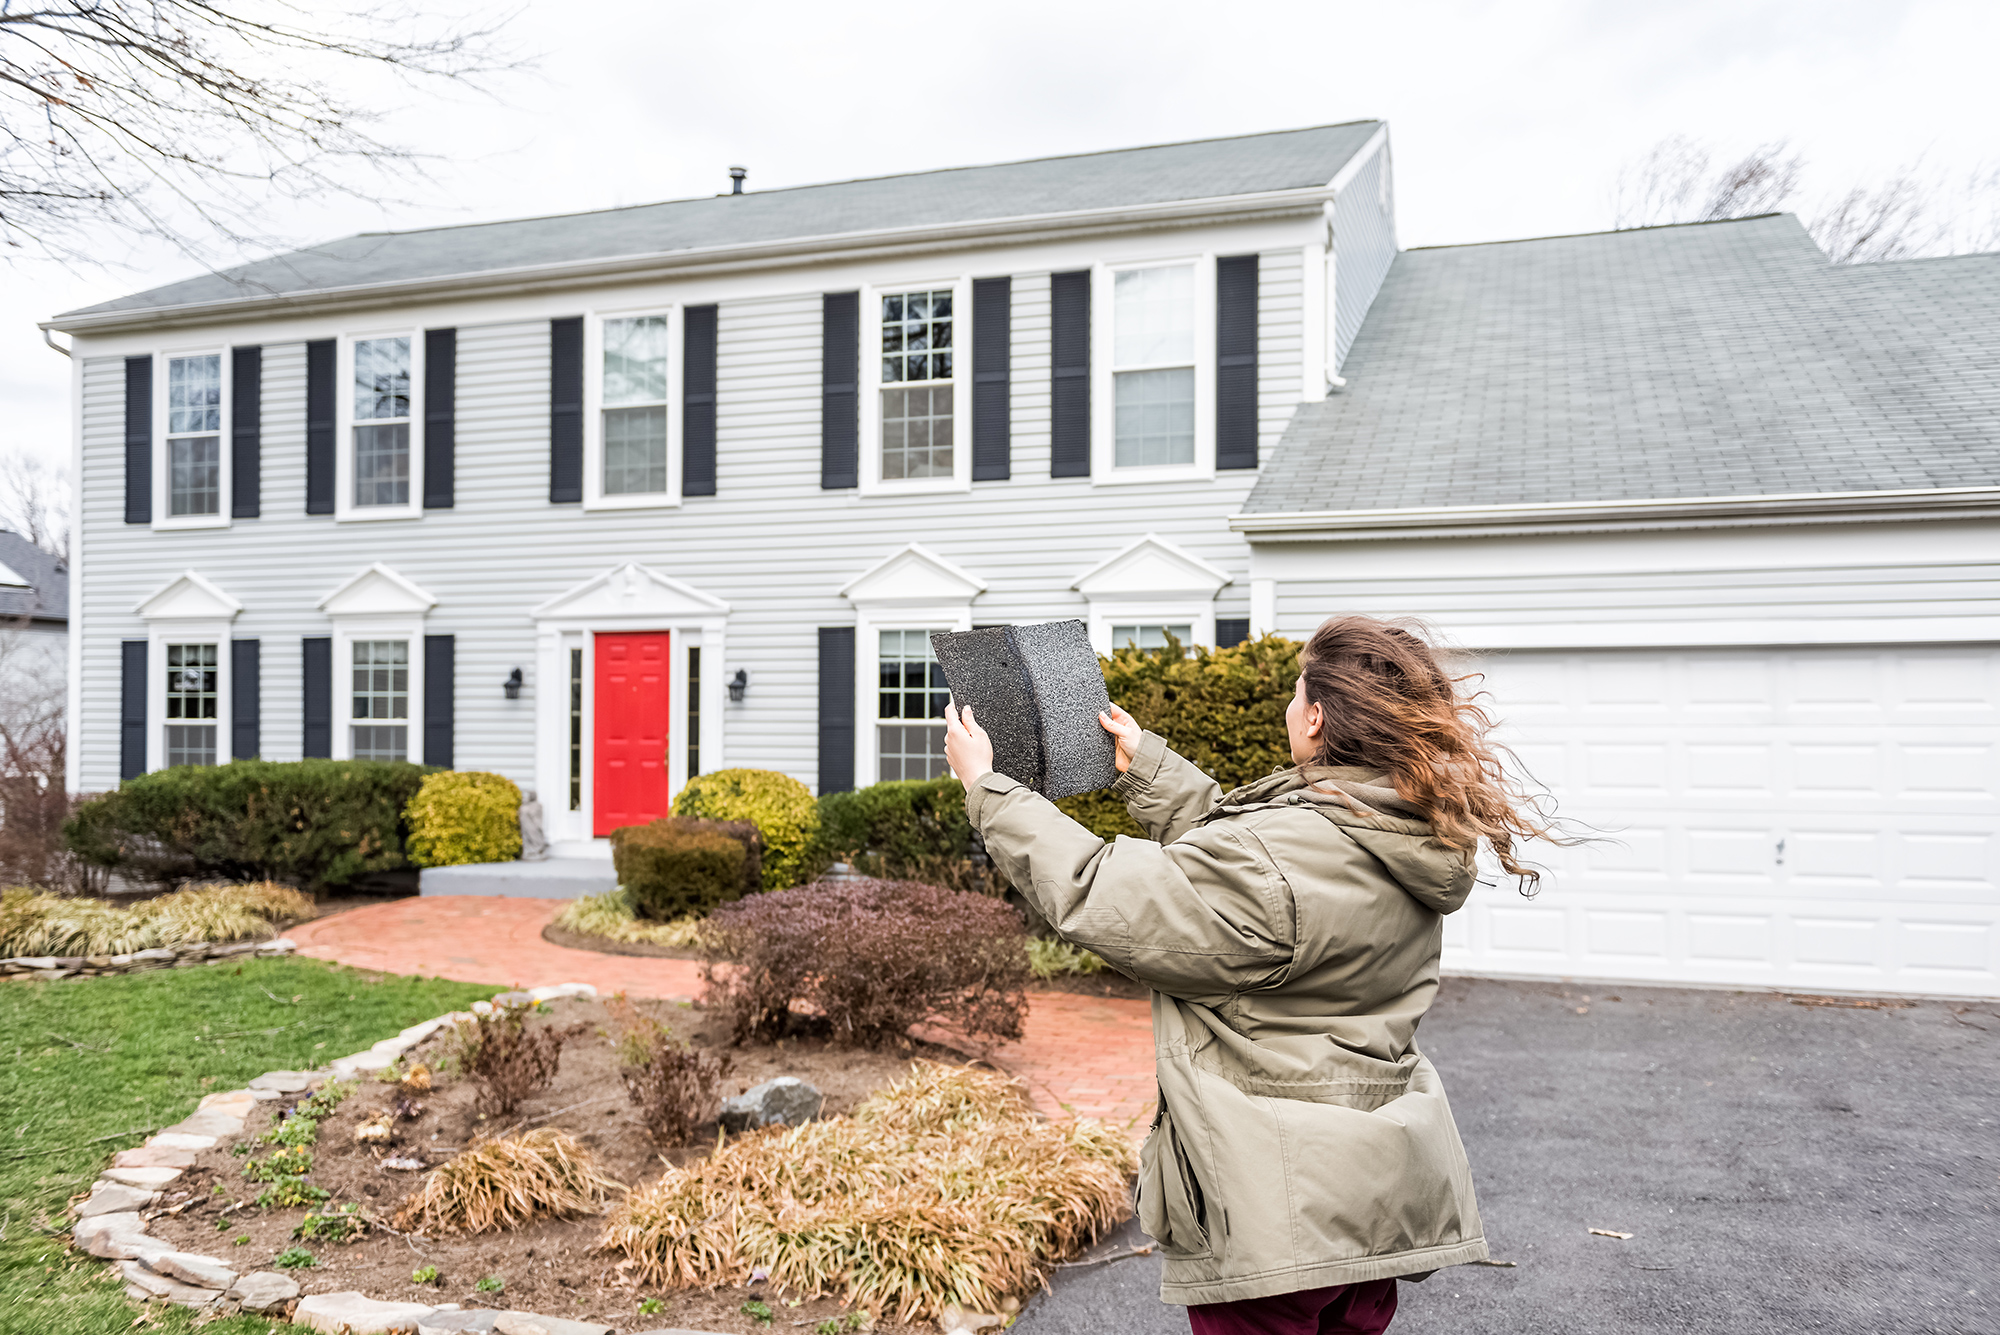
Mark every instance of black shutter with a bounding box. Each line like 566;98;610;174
123;357;152;524
424;634;454;768
820;292;859;489
1050;270;1091;478
230;346;260;518
302;636;332;758
231;639;261;759
683;304;718;496
817;626;856;794
119;640;147;779
424;328;456;509
1216;254;1260;470
1215;618;1250;649
972;276;1012;481
549;316;583;502
305;339;336;515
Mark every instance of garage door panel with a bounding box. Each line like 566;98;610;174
1895;653;1999;712
1685;827;1777;880
1896;743;1997;800
1899;920;1995;975
1788;655;1886;712
1686;913;1774;963
1898;832;1995;892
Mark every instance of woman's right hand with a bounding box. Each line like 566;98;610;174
1099;704;1141;773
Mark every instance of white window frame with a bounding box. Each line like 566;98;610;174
855;608;973;789
152;346;231;531
1091;254;1216;485
1090;605;1217;657
147;628;231;771
584;304;684;511
859;275;973;496
330;619;424;762
335;328;425;523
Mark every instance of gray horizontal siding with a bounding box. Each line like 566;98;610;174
1333;148;1396;370
1257;248;1304;454
1009;272;1052;478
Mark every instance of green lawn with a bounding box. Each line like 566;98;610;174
0;957;496;1335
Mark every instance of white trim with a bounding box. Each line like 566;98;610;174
583;304;684;511
1091;255;1217;484
1069;532;1233;596
839;542;987;606
64;341;82;794
333;328;425;523
329;624;423;763
317;562;439;616
134;570;242;773
853;608;972;792
858;275;973;496
1087;604;1217;656
152;346;231;531
134;569;245;620
1230;487;2000;542
1249;578;1277;638
1326;125;1390;193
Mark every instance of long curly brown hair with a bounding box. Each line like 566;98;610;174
1298;615;1564;890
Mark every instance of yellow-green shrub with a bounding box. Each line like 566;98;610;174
672;769;819;890
405;772;523;868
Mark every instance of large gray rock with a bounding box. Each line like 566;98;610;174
294;1291;438;1334
248;1070;313;1093
227;1269;301;1313
77;1180;159;1217
719;1076;823;1132
119;1259;223;1308
421;1313;613;1335
147;1249;238;1290
160;1110;244;1138
72;1211;149;1259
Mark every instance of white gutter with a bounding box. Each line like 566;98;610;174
43;185;1332;336
1228;486;2000;542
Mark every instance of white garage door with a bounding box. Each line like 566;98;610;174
1442;645;2000;998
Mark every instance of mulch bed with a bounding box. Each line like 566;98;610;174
144;995;969;1333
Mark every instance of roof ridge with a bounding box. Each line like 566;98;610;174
1405;213;1797;253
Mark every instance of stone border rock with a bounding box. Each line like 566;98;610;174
4;936;298;981
64;980;687;1335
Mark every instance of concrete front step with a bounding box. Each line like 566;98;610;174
418;857;617;900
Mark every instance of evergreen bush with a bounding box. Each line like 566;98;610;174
63;758;431;889
814;775;984;891
404;771;523;868
672;768;820;890
611;819;752;920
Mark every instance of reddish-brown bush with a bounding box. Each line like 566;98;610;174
610;816;764;919
605;996;733;1145
698;878;1029;1048
452;1005;583;1115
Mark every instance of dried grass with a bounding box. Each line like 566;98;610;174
600;1062;1136;1322
393;1128;622;1234
0;880;314;956
552;889;705;949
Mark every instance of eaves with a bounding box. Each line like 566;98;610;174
43;186;1332;337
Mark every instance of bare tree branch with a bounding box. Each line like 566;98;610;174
0;451;70;561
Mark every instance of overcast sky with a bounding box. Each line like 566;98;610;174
4;0;1996;490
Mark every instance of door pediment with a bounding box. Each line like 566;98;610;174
134;569;243;621
1071;533;1232;601
318;563;437;618
840;543;987;609
532;563;730;623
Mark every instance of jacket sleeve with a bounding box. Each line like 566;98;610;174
1116;730;1224;846
967;770;1291;999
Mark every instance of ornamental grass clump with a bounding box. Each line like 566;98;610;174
698;878;1029;1047
394;1128;621;1234
599;1062;1136;1322
0;880;314;956
552;889;704;949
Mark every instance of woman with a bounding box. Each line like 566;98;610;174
943;615;1559;1335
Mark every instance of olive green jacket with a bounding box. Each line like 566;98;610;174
966;731;1488;1305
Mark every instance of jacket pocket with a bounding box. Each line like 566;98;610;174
1137;1104;1213;1259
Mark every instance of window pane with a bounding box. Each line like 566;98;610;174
168;355;221;434
1114;368;1195;467
880;384;953;481
352;640;409;728
1111;624;1195;653
604;316;669;406
603;405;668;494
877;629;946;724
354;423;411;506
880;289;955;384
165;643;219;722
168;435;221;516
876;724;949;782
351;724;408;762
165;724;217;768
354;338;411;420
1114;266;1195;367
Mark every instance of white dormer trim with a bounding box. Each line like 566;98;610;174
134;571;242;774
842;543;987;792
1071;533;1233;655
317;562;439;618
840;542;988;609
134;569;244;621
531;562;729;628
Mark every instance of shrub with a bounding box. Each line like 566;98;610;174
611;821;750;921
1026;938;1107;980
551;889;703;949
815;776;987;892
699;878;1029;1047
393;1128;621;1234
452;1005;581;1115
0;880;314;956
63;758;432;889
673;769;820;890
405;771;523;868
1056;633;1302;840
600;1062;1136;1323
606;997;733;1146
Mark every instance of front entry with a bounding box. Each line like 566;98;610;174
593;632;671;836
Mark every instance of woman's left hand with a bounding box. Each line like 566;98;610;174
943;703;995;787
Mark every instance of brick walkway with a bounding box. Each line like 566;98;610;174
290;896;1156;1131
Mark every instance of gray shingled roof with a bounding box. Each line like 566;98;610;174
1245;214;2000;512
65;122;1381;318
0;530;67;625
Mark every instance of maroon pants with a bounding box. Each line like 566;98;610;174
1186;1279;1398;1335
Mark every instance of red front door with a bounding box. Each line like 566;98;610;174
593;632;671;837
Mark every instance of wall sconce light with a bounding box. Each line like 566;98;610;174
503;667;523;700
728;669;748;702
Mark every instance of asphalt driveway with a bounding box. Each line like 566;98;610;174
1015;976;1999;1335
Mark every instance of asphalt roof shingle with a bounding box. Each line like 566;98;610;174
0;530;66;624
1245;214;2000;512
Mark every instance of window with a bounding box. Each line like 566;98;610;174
568;646;583;811
350;639;409;760
881;291;954;480
877;628;949;782
164;643;218;766
602;316;669;495
166;356;223;517
1112;623;1194;653
1112;266;1196;467
353;338;412;508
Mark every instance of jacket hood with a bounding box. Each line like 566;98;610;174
1212;765;1477;915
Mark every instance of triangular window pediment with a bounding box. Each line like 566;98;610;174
531;563;730;621
1071;533;1232;600
134;570;243;621
318;563;438;618
841;543;987;608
